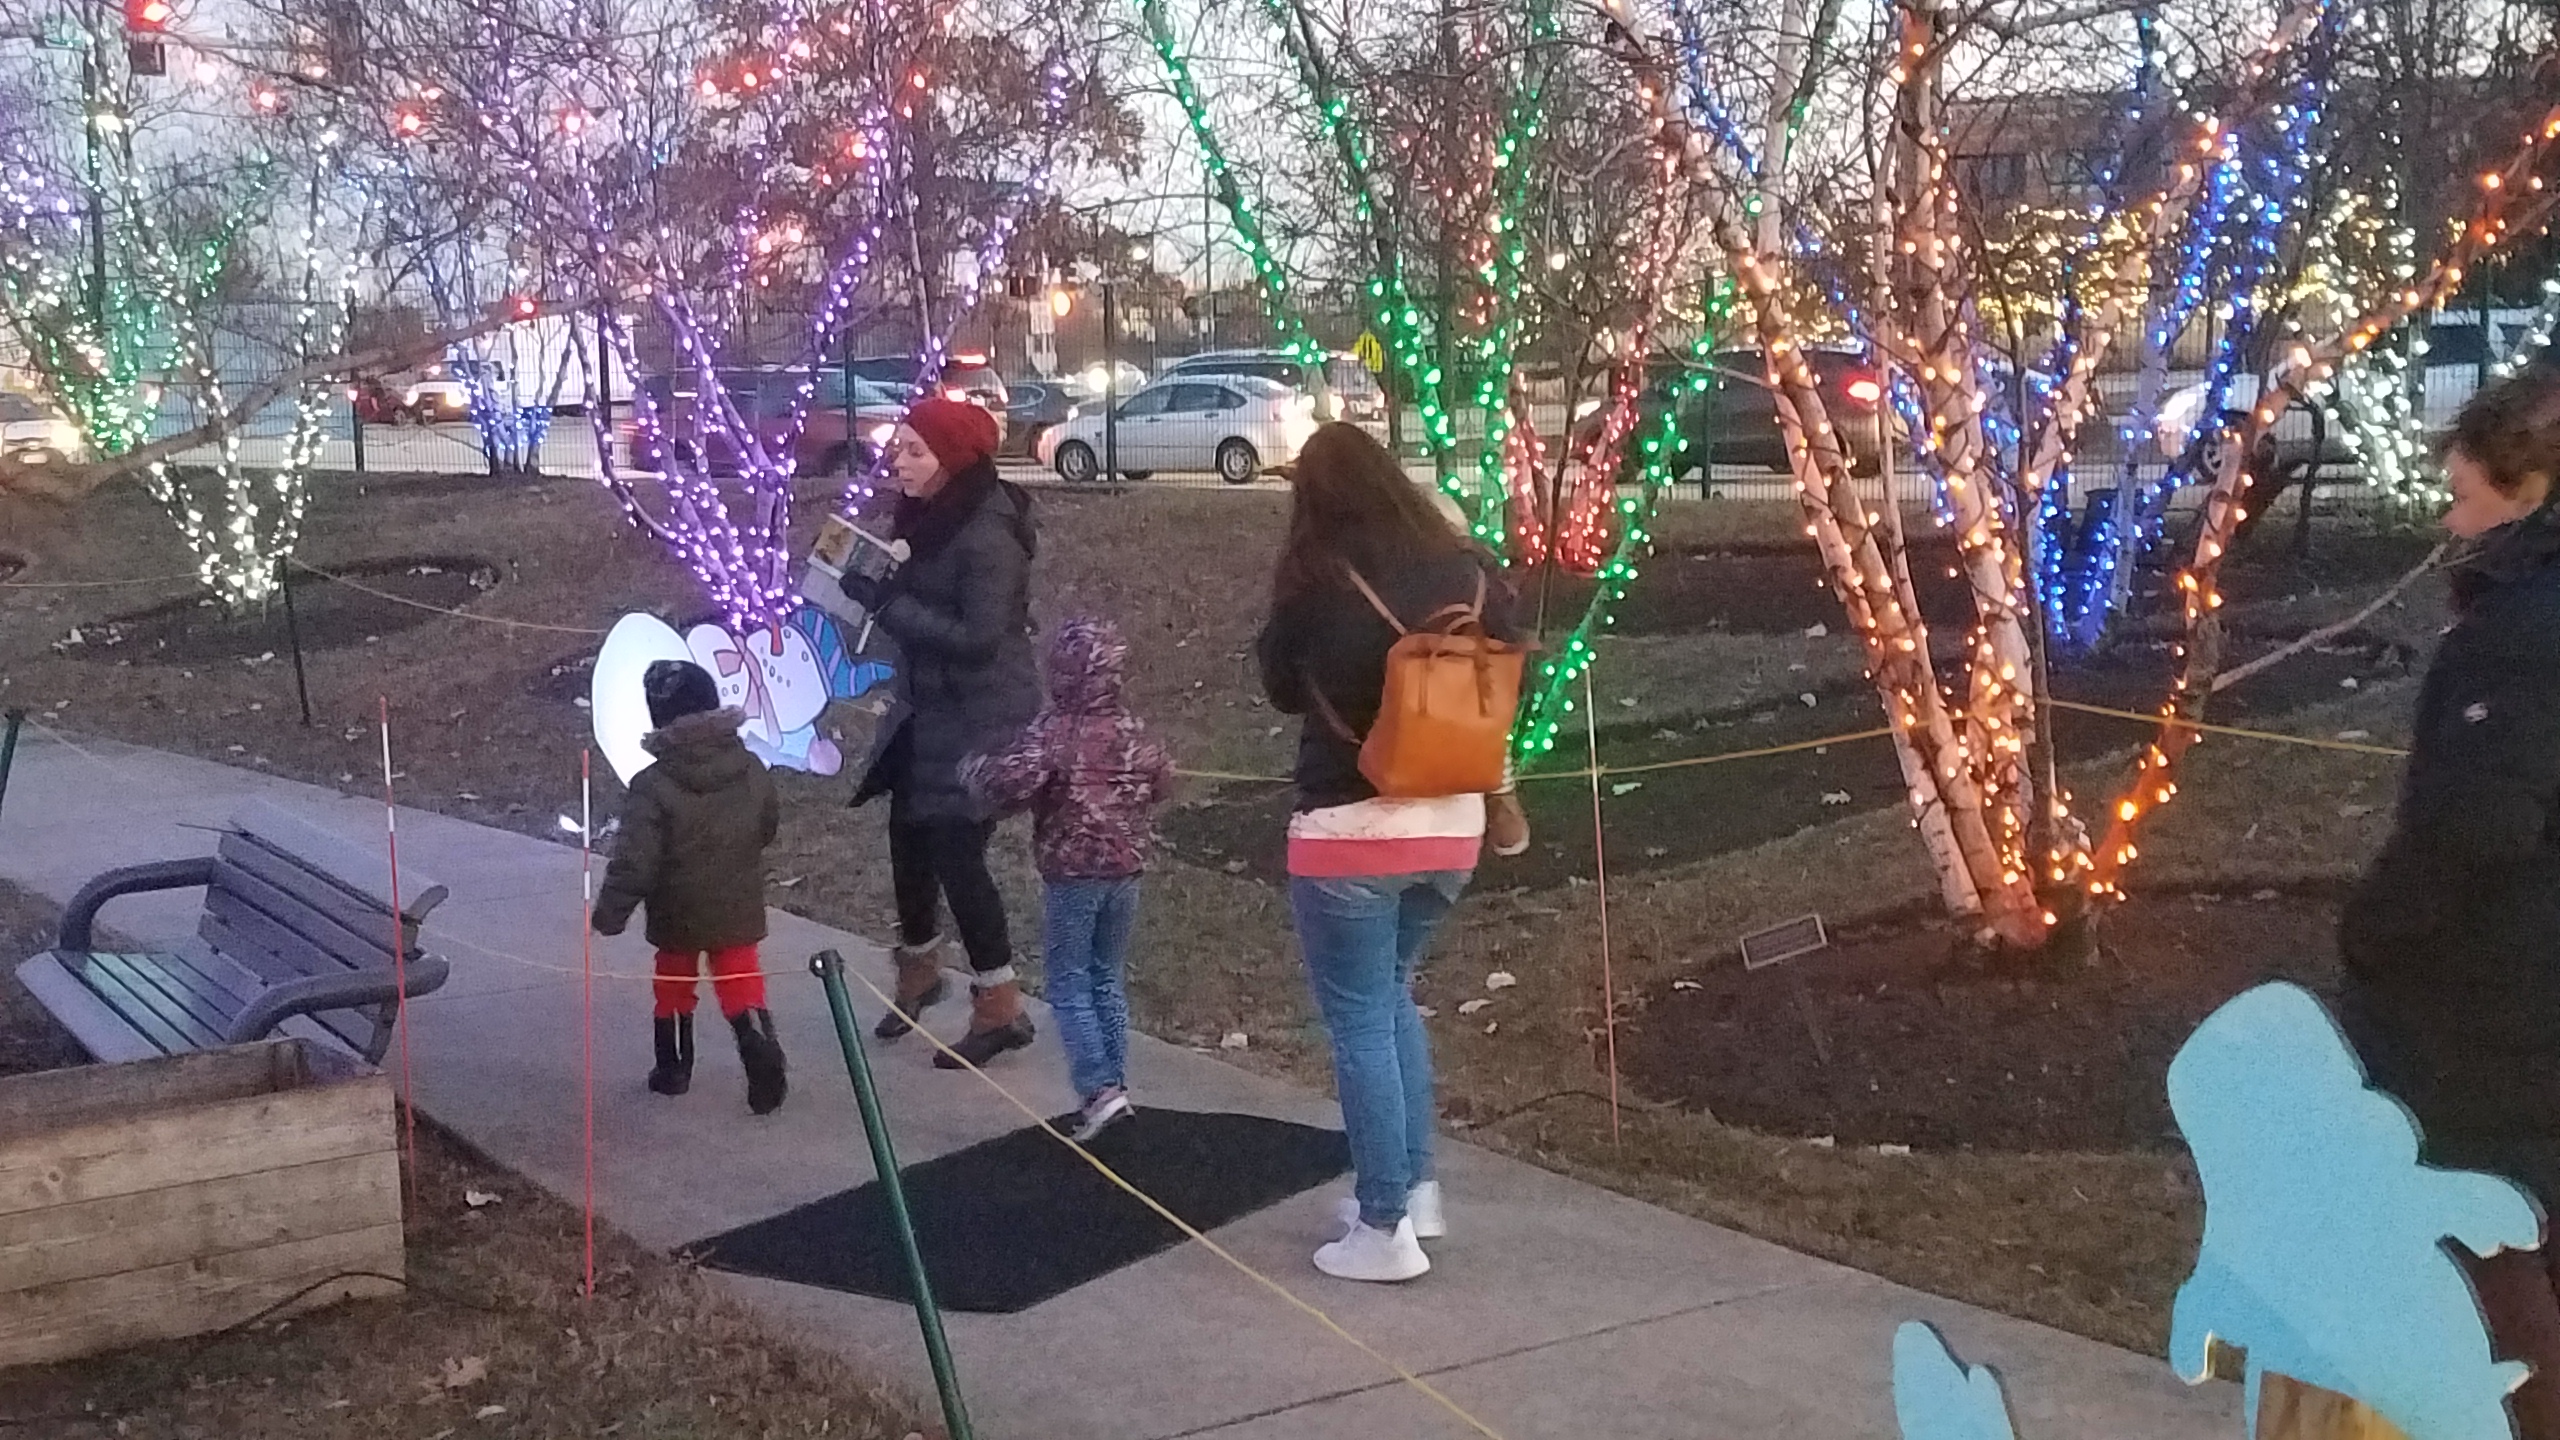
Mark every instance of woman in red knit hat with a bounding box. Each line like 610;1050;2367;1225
837;396;1044;1067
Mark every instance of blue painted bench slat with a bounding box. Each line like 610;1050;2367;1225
15;801;450;1064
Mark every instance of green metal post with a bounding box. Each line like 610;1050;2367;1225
0;708;21;827
808;949;974;1440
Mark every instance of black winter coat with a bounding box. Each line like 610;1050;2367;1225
852;460;1042;822
2340;504;2560;1201
594;708;781;953
1255;545;1519;813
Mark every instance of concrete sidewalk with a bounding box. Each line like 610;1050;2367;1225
0;728;2238;1440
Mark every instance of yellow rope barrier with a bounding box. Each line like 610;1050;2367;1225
0;572;200;589
2044;698;2410;758
288;560;611;637
419;930;1510;1439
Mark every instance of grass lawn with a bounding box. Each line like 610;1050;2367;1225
0;464;2447;1356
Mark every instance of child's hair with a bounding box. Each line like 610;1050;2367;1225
643;659;721;729
2441;363;2560;497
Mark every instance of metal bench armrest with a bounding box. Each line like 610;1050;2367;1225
58;858;219;952
221;950;450;1047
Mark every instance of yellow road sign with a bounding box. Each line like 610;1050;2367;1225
1353;330;1385;373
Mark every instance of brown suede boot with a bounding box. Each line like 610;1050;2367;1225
875;939;950;1041
934;976;1037;1069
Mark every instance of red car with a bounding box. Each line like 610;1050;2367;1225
618;367;916;477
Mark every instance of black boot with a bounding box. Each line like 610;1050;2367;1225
732;1008;788;1115
649;1015;694;1096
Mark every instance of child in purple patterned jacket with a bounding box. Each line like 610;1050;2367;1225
962;618;1174;1141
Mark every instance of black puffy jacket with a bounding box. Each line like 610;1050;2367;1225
2340;504;2560;1199
851;460;1042;822
1255;544;1519;814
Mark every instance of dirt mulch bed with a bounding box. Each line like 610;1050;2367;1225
0;1120;921;1440
58;557;502;666
1540;526;2444;638
1618;888;2345;1154
1164;627;2408;891
0;882;88;1078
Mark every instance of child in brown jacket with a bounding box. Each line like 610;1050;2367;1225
592;660;788;1114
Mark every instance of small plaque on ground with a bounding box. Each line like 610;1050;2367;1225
1740;914;1828;971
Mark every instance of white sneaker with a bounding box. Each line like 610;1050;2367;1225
1333;1180;1446;1241
1071;1088;1133;1143
1314;1217;1430;1283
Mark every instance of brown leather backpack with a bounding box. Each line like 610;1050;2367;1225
1315;566;1525;799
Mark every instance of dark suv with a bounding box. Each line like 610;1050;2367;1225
1162;349;1387;424
1571;348;1897;479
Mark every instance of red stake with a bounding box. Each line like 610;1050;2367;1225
379;697;419;1198
580;748;596;1299
1582;670;1622;1145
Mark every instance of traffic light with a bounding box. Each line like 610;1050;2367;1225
508;296;538;320
124;0;169;75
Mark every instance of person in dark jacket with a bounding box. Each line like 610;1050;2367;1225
593;660;788;1115
963;618;1174;1141
838;396;1043;1067
2339;366;2560;1435
1256;422;1521;1284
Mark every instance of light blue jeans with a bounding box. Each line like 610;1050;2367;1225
1289;871;1470;1229
1044;877;1140;1101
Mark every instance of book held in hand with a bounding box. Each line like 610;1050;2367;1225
800;512;908;631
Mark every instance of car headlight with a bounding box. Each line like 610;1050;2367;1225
45;419;83;456
405;387;424;406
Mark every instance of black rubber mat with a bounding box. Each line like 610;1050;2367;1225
691;1108;1351;1313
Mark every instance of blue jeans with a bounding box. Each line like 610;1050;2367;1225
1289;871;1470;1229
1044;877;1140;1101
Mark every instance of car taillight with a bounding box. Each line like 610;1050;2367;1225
1844;375;1883;407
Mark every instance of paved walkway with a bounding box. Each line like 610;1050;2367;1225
0;728;2238;1439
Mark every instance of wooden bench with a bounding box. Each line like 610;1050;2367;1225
15;802;450;1065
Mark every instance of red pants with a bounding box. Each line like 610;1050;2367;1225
653;945;765;1020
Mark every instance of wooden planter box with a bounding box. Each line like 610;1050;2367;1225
0;1039;404;1368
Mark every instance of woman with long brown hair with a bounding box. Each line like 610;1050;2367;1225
1256;422;1520;1282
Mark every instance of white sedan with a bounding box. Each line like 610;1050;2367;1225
1037;374;1318;485
0;391;85;464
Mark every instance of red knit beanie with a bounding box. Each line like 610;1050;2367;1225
903;396;1001;473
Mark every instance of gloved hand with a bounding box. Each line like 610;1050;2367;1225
590;907;627;937
837;568;886;612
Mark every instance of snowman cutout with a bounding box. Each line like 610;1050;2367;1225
684;620;845;776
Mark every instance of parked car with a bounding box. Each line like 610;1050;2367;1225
620;367;912;477
1160;349;1387;424
843;351;1010;413
398;363;476;424
0;391;83;464
1001;380;1082;459
1570;348;1897;478
349;376;419;426
1037;374;1317;484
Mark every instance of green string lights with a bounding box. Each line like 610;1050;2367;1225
1512;278;1733;763
1252;0;1460;495
1134;0;1322;373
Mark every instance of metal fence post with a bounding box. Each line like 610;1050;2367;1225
0;708;22;828
808;949;974;1440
